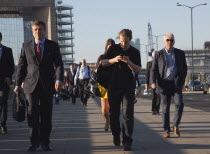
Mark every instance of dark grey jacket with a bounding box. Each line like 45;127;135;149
0;45;15;90
150;48;187;94
16;39;64;94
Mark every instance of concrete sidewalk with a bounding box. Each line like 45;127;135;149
0;95;209;154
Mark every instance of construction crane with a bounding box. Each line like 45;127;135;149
148;22;154;56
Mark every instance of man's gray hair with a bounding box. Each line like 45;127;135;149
164;33;175;41
81;59;86;62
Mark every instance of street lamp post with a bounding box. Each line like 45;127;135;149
177;2;207;90
150;34;164;51
140;43;155;64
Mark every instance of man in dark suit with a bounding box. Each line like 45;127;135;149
14;21;64;151
68;64;76;104
0;32;15;134
146;51;160;115
150;33;187;138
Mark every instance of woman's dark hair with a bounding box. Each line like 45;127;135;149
104;38;115;54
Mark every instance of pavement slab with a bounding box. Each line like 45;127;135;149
0;93;209;154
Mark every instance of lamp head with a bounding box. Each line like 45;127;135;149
177;2;181;6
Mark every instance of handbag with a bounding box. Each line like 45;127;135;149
12;92;26;122
96;64;111;89
84;79;101;97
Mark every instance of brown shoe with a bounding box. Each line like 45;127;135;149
173;126;180;137
163;132;170;138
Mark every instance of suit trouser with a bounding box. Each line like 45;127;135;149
151;89;160;112
69;85;76;104
25;80;53;146
0;89;9;127
108;88;135;145
160;92;184;132
79;78;90;105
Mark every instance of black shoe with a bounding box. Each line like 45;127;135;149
156;111;160;115
152;111;156;115
28;145;37;152
123;144;132;151
134;99;137;104
113;135;121;146
41;145;52;151
0;126;7;134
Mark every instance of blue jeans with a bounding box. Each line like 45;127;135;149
160;92;184;132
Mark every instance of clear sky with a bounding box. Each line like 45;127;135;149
62;0;210;68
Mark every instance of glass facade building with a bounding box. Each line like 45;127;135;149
0;16;25;65
56;0;75;63
0;0;57;65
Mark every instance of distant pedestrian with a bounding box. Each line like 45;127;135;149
0;32;15;134
146;51;160;115
96;38;115;131
74;59;91;106
150;33;187;138
68;64;76;104
134;73;141;104
102;29;141;151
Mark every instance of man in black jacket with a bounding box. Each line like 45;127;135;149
0;32;15;134
102;29;141;151
68;64;76;104
14;21;64;151
150;33;187;138
146;51;160;115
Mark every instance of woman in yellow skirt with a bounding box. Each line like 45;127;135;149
96;38;115;131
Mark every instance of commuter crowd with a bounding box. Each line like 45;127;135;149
0;20;187;152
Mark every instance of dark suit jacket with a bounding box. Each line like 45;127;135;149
150;48;187;94
16;39;64;94
68;69;76;86
0;45;15;90
146;60;152;86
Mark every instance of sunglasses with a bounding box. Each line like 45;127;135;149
166;39;174;42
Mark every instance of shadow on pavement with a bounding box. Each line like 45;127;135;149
93;97;186;154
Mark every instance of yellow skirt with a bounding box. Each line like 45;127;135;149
98;83;108;99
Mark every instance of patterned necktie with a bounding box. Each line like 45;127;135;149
36;42;41;63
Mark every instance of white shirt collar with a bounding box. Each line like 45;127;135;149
165;47;174;53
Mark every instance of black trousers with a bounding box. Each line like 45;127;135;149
151;89;160;112
79;78;90;105
69;85;76;104
25;80;53;146
0;89;9;127
108;88;135;146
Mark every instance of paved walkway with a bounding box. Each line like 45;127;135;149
0;94;209;154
